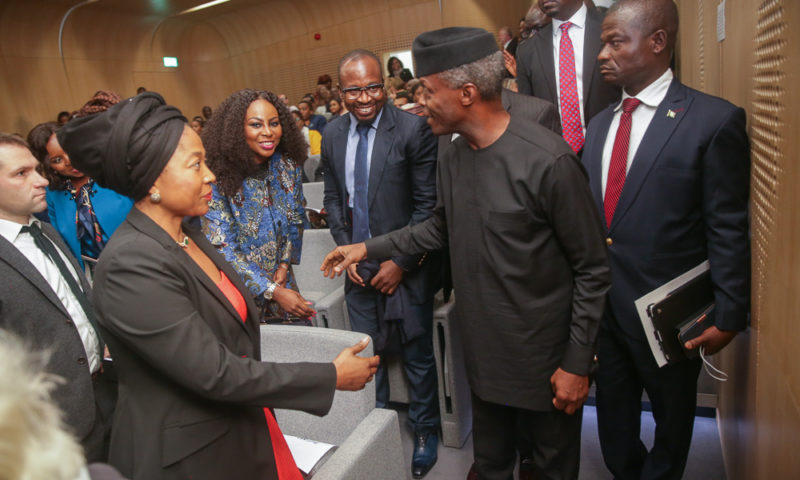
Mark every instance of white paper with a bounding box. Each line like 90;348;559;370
717;0;726;42
284;434;336;474
634;260;710;367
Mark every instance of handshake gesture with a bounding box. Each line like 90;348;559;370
320;242;368;279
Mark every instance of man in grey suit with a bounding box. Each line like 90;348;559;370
0;133;114;462
516;0;620;153
321;50;441;479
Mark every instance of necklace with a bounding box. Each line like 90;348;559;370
176;233;189;248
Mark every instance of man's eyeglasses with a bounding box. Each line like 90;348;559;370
340;83;384;100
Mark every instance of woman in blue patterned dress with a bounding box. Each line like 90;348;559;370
201;89;314;321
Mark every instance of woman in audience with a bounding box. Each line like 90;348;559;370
327;96;345;117
26;91;133;268
387;56;413;84
57;92;378;480
190;115;205;134
202;89;314;323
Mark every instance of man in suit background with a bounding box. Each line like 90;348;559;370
321;49;441;479
582;0;750;478
0;133;115;462
516;0;620;153
498;26;519;57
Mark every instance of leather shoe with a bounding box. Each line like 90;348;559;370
518;456;537;480
412;430;438;479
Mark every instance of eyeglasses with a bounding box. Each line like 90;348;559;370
340;83;384;100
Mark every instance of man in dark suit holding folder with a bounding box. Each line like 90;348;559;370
581;1;750;478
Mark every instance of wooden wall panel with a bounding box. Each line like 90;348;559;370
1;0;531;135
676;0;799;478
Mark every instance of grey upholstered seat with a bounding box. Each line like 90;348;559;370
295;229;349;329
260;325;407;479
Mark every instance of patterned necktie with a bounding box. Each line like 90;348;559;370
558;22;584;153
603;97;642;227
21;223;104;348
352;123;371;243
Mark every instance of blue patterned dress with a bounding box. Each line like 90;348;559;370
202;153;305;319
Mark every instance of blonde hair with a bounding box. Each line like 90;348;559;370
0;333;87;480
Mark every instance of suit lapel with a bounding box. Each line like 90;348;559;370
583;10;602;102
127;210;254;341
367;105;397;208
0;234;72;318
585;107;615;219
185;222;259;341
332;116;350;203
609;80;690;232
536;26;558;102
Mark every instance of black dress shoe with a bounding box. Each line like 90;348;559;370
412;430;438;479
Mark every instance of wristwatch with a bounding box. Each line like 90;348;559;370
265;283;278;300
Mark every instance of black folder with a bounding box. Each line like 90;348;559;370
646;269;714;364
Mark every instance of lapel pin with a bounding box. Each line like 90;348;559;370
667;109;676;118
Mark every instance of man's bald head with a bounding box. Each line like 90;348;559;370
609;0;679;53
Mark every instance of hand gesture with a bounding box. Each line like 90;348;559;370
333;337;380;390
370;260;404;295
272;287;315;318
320;242;368;278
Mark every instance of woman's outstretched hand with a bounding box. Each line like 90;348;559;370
333;337;380;390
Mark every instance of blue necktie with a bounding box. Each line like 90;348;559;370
352;123;371;243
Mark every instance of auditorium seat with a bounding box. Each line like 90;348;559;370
260;325;407;479
295;229;348;329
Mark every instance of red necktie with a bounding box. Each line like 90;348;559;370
604;97;642;227
558;22;584;153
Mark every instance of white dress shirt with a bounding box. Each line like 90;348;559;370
601;68;674;196
0;217;101;373
552;3;587;133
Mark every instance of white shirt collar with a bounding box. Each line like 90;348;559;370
615;68;674;111
553;3;587;33
0;216;39;244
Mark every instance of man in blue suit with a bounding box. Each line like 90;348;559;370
321;49;441;479
582;1;750;478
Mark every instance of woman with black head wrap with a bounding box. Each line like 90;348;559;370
57;92;379;480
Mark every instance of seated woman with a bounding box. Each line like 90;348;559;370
202;90;314;323
387;56;414;85
27;93;133;268
327;96;346;118
57;92;378;480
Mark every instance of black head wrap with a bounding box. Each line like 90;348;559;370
412;27;498;77
57;92;187;201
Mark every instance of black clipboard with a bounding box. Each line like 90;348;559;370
646;268;714;364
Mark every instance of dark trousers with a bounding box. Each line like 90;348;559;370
83;368;118;462
346;286;440;433
471;392;582;480
595;320;702;480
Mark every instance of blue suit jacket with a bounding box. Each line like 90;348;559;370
321;104;440;304
46;184;133;267
582;79;750;338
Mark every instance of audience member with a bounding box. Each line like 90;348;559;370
293;110;322;157
57;91;379;479
321;49;441;479
317;73;333;91
202;89;314;323
135;86;146;94
393;90;412;108
202;105;212;119
0;132;115;462
498;26;518;56
26;91;133;270
298;98;327;133
190;115;204;134
582;1;750;478
520;3;552;44
321;27;610;480
387;56;413;91
516;0;620;154
57;111;71;125
278;93;289;105
315;85;334;119
328;96;345;117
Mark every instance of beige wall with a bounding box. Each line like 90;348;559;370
0;0;529;135
676;0;799;478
